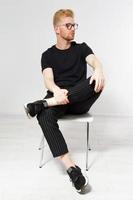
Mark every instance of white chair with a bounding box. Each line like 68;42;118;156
38;113;93;171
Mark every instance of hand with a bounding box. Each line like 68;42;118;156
53;88;69;104
90;69;105;93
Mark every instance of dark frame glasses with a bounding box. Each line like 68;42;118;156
58;23;78;30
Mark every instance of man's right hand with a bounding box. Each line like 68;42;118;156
53;88;69;105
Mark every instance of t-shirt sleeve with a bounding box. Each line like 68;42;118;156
81;42;94;59
41;51;52;72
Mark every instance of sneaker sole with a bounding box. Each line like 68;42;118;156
23;103;32;119
76;176;88;193
70;175;88;193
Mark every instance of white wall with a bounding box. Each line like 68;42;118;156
0;0;133;116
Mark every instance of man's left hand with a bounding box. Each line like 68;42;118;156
90;69;105;93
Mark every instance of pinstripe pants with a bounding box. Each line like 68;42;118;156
37;77;101;157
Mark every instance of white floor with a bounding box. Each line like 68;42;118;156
0;114;133;200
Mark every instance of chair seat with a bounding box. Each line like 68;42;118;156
59;113;93;123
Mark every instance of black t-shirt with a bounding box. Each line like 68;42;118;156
41;41;94;88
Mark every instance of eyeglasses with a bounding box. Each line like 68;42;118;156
58;23;78;30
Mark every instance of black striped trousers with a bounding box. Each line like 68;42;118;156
37;77;101;157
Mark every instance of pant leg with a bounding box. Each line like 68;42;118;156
37;92;69;158
67;76;102;105
67;92;101;114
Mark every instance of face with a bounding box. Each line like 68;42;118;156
54;17;78;41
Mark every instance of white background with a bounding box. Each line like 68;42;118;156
0;0;133;116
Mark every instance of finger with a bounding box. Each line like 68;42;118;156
89;76;94;84
62;98;69;104
65;99;69;104
63;101;67;105
94;79;99;92
65;97;69;103
102;79;105;88
96;82;101;92
100;85;104;91
99;79;105;91
101;81;105;91
97;79;102;92
66;98;69;103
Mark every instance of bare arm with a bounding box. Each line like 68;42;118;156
42;68;69;104
42;67;60;93
86;54;105;92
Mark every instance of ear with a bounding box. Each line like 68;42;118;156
54;25;60;34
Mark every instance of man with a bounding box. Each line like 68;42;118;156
24;9;105;193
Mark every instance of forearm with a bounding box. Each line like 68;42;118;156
44;78;69;104
42;68;68;104
86;54;103;72
44;78;60;93
91;57;103;72
42;68;61;93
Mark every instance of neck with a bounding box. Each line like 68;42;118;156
56;37;72;50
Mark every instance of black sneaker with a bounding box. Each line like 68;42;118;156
24;100;48;118
67;165;88;193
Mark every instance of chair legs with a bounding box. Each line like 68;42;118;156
86;122;91;171
39;122;92;170
38;134;44;150
38;135;47;168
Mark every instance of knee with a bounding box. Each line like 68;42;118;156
37;108;56;123
87;77;95;91
87;77;103;96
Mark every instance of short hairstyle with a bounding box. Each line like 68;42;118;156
53;9;74;26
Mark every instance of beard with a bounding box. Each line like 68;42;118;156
63;33;75;41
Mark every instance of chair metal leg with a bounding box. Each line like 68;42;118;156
39;135;48;168
39;135;51;168
39;135;45;168
86;122;91;171
88;124;91;151
38;134;45;150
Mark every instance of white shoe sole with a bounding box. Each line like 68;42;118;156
70;175;88;193
76;176;88;193
23;103;32;119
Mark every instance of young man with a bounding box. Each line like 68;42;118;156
24;9;105;193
